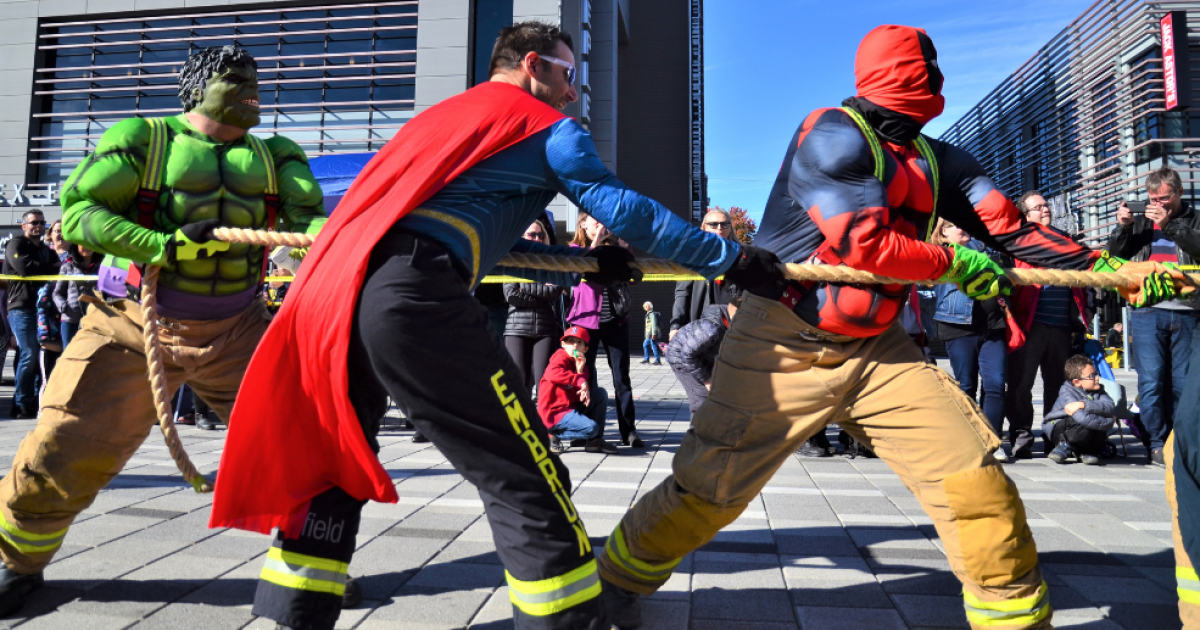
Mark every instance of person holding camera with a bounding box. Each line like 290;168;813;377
1108;166;1200;467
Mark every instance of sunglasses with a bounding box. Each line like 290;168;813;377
539;54;576;85
24;221;46;226
524;230;546;240
704;221;732;229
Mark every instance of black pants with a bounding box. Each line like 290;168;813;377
1005;322;1072;456
252;231;606;630
505;334;556;394
1050;417;1109;456
583;320;636;440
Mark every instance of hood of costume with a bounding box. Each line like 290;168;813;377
842;24;944;145
210;81;567;536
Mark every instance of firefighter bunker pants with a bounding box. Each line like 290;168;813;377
252;230;607;630
598;293;1051;630
0;298;270;574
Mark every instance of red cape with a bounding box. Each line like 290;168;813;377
210;82;567;536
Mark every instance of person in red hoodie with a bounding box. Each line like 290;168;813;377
539;325;618;454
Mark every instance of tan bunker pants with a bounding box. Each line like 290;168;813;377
598;294;1050;630
1166;433;1200;629
0;298;270;574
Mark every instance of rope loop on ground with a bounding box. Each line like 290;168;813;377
140;266;212;494
213;227;1194;289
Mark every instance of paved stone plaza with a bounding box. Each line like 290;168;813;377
0;361;1179;629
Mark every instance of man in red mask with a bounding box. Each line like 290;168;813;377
595;25;1191;630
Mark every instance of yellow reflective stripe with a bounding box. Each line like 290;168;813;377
260;567;346;596
840;107;884;181
1178;566;1200;604
0;512;67;554
603;525;681;583
267;546;349;575
247;135;278;195
913;135;940;242
411;208;481;286
506;559;602;616
962;581;1050;626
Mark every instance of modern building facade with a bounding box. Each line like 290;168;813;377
940;0;1200;246
0;0;706;251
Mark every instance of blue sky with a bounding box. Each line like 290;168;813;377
704;0;1096;221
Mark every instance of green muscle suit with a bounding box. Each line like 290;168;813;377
62;113;325;296
0;46;328;618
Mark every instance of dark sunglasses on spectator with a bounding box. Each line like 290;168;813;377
25;221;45;226
705;221;732;229
524;231;546;240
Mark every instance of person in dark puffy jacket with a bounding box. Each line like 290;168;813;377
667;288;741;417
503;216;564;394
52;243;102;348
1042;355;1115;465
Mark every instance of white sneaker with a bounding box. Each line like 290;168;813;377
993;447;1009;463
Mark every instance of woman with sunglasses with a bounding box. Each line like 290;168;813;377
503;214;565;397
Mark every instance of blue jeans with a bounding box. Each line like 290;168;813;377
551;387;608;441
642;338;661;362
61;321;79;348
7;309;38;410
1130;308;1199;449
945;330;1007;436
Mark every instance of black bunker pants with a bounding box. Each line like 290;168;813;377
252;229;607;630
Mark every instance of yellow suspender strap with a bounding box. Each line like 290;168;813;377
246;135;279;195
140;118;168;193
838;107;941;243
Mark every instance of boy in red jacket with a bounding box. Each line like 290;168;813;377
539;326;618;454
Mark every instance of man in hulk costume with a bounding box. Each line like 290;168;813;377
0;45;327;617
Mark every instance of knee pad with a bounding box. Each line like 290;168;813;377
944;465;1038;586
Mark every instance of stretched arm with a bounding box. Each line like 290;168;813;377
935;141;1097;271
544;119;739;279
60;118;171;265
267;136;326;236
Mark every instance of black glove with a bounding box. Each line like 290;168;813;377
585;245;643;286
722;245;786;299
166;218;229;263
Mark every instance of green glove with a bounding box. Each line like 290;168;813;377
168;218;230;263
938;243;1011;300
1091;251;1193;308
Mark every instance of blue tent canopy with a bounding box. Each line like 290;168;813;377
308;152;375;214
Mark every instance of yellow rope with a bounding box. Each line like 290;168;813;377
212;227;1180;290
140;266;212;494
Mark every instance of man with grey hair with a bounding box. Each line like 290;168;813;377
1110;166;1200;466
641;301;662;365
670;209;734;340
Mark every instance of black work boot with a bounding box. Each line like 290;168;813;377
342;575;362;609
797;437;831;458
0;567;43;618
196;413;219;431
601;577;643;629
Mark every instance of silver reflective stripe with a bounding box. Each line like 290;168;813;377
262;557;347;585
1179;575;1200;593
510;570;599;606
0;530;63;549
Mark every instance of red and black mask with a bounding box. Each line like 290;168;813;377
843;25;945;144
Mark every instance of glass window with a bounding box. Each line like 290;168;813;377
34;1;419;183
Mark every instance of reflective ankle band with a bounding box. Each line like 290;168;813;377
1178;566;1200;604
602;525;681;584
259;546;348;596
962;581;1050;627
506;559;601;616
0;512;66;555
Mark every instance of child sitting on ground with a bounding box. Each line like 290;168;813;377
666;286;741;418
1043;355;1116;465
538;325;618;454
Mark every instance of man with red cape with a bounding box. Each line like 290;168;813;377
212;21;782;630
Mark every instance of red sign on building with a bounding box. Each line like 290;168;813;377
1162;11;1192;111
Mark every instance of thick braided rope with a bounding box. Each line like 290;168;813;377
212;228;1195;289
140;266;212;493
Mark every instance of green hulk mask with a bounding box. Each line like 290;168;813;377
60;45;326;306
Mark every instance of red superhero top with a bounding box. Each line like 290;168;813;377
755;25;1097;338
